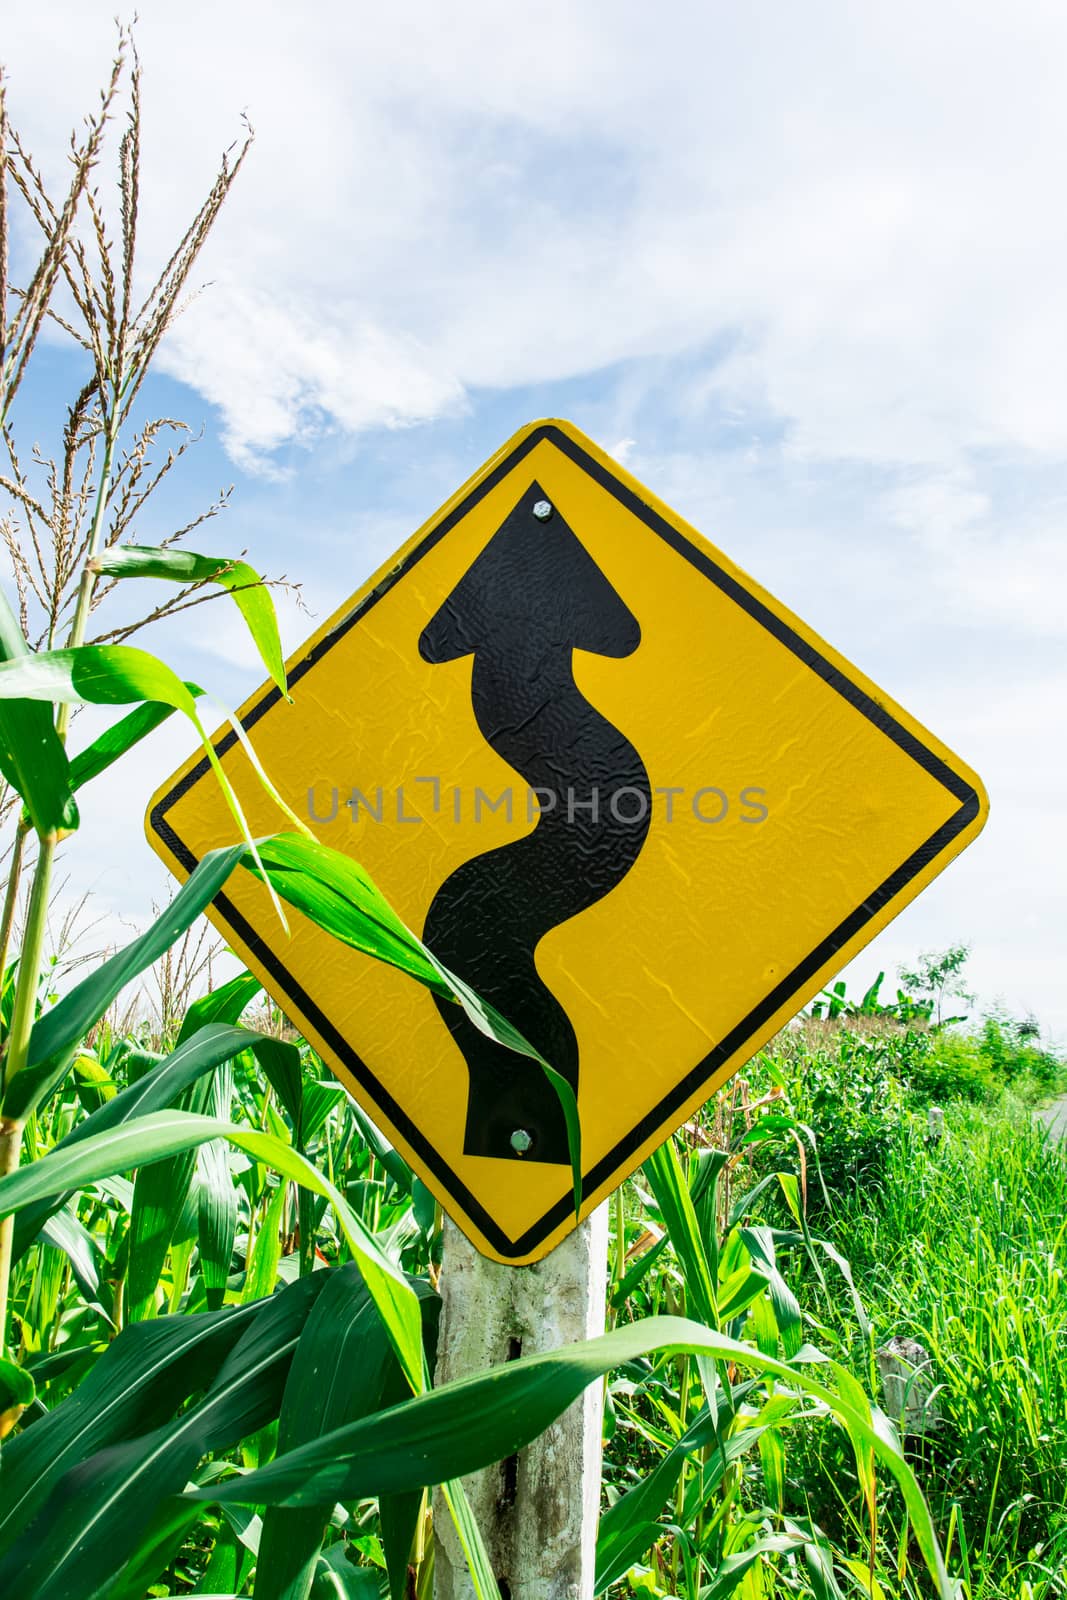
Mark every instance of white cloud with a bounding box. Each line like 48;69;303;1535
7;0;1067;472
884;476;992;548
159;287;466;474
4;1;1066;1041
882;469;1067;636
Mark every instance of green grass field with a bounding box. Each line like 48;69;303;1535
4;959;1062;1598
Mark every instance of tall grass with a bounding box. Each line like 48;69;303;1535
815;1100;1067;1593
745;1016;1067;1599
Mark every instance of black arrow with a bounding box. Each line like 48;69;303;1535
419;482;651;1164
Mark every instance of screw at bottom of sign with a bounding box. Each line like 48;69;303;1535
532;499;553;521
510;1128;533;1154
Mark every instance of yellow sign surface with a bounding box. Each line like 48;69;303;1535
147;419;987;1263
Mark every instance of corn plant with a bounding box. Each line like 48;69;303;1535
0;30;959;1600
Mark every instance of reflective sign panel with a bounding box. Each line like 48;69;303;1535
147;419;987;1263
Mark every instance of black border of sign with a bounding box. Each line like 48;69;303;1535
150;422;981;1259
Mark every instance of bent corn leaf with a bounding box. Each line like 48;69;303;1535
0;587;77;835
190;1315;952;1600
93;546;287;694
0;646;285;929
244;833;583;1212
68;696;198;794
0;1109;424;1392
4;845;246;1119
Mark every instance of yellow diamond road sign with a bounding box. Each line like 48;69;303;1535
147;419;988;1264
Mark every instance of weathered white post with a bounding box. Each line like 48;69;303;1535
433;1207;609;1600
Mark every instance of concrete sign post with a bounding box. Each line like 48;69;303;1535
433;1212;608;1600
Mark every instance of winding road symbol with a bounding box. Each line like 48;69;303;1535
419;481;651;1164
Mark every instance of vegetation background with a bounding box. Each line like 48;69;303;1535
0;31;1063;1600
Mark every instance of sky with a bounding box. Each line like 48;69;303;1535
3;1;1065;1041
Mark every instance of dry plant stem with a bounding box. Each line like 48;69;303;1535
0;1119;20;1350
0;827;56;1347
56;420;117;739
0;815;29;979
0;1118;18;1352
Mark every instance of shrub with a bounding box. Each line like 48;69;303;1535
755;1022;911;1205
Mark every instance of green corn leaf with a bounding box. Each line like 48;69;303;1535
609;1232;668;1310
0;587;78;836
596;1407;769;1593
253;1267;437;1600
189;1314;952;1600
92;546;287;694
255;1034;304;1133
243;1177;288;1303
437;1479;502;1600
40;1205;103;1309
830;1362;881;1532
300;1081;346;1149
168;1180;201;1313
377;1286;440;1600
127;1073;217;1323
12;1023;278;1260
106;1502;205;1600
0;1300;261;1555
0;1274;328;1600
0;1110;425;1393
198;1064;239;1310
644;1142;718;1328
4;844;245;1119
245;833;583;1212
772;1225;870;1340
738;1226;803;1357
243;834;451;996
310;1546;379;1598
177;969;262;1042
379;1488;422;1600
698;1534;810;1600
793;1517;847;1600
68;696;196;794
758;1425;787;1512
198;1141;239;1309
71;1053;117;1113
0;645;287;928
716;1265;775;1328
199;1526;242;1595
348;1100;412;1196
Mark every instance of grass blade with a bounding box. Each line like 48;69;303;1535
645;1141;718;1327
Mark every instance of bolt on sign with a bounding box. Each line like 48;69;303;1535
147;419;988;1264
